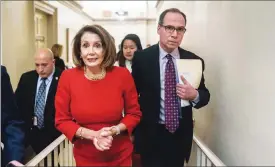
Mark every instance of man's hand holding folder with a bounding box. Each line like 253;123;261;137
176;75;198;101
176;59;203;106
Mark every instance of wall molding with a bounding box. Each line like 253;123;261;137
155;0;163;8
56;0;156;22
35;1;56;15
57;1;95;21
94;18;156;22
34;1;58;46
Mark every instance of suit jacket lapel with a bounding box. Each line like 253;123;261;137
31;73;39;114
179;47;193;60
179;47;188;59
45;70;58;107
150;44;161;94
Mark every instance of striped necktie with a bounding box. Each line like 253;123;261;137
35;78;47;129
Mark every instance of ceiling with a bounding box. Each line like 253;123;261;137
75;1;157;21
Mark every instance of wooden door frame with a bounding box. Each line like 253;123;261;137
34;1;58;49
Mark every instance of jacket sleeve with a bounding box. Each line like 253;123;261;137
55;71;81;142
131;51;141;95
192;58;210;109
1;66;25;165
120;69;142;136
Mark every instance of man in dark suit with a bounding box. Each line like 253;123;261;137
15;48;62;154
132;8;210;167
1;66;25;166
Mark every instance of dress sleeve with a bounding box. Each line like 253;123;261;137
120;69;142;136
55;70;80;142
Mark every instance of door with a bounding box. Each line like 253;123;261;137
35;10;48;49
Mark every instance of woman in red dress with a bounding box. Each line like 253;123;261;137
55;25;142;166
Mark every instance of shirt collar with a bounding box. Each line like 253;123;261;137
125;59;132;65
159;43;180;60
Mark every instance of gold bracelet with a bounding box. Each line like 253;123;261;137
110;126;120;136
79;127;84;139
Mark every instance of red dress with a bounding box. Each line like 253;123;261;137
55;67;142;166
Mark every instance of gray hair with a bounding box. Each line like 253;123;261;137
158;8;187;26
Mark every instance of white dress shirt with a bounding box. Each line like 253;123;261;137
125;60;132;73
114;60;132;73
158;44;199;124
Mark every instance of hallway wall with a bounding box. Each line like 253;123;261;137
94;20;157;51
1;1;93;88
1;1;36;89
47;1;93;67
157;1;275;165
146;20;158;47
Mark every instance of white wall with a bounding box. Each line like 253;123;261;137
94;20;158;51
157;1;275;166
47;1;92;31
57;24;67;61
47;1;93;66
147;20;158;46
1;1;94;87
80;1;157;20
1;1;36;89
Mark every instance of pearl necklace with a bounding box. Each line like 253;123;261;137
84;67;106;81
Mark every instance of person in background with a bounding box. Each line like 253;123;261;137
114;33;143;167
1;66;25;167
55;25;141;166
51;44;66;71
132;8;210;167
115;34;143;73
15;49;62;156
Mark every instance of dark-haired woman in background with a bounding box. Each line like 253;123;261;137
115;34;143;167
114;34;142;73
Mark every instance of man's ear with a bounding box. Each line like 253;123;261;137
157;25;161;35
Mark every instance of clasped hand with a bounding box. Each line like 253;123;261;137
93;127;115;151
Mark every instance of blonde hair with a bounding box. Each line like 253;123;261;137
51;44;63;58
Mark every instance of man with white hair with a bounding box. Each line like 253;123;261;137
15;48;62;155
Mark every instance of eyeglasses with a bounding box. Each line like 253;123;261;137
160;24;186;34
